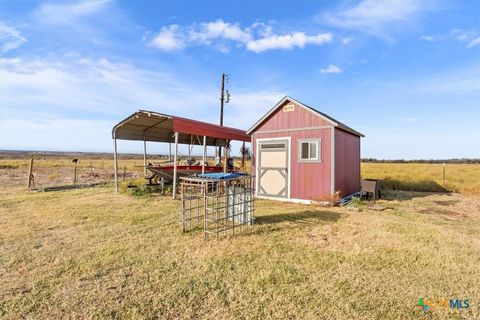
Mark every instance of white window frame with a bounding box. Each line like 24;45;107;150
298;139;321;162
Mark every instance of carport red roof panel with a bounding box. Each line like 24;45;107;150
112;110;250;143
172;116;250;142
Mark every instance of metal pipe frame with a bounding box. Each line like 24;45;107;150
202;136;207;174
143;138;147;176
113;131;119;193
172;132;179;199
223;139;228;173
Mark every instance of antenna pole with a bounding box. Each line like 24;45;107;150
219;73;225;159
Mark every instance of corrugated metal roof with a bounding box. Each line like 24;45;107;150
247;96;365;137
112;110;250;146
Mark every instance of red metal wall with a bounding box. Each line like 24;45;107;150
252;101;333;201
334;128;361;197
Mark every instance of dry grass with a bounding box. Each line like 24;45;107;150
1;184;479;319
362;163;480;194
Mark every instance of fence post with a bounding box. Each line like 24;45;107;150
73;165;77;185
123;165;126;181
27;159;34;189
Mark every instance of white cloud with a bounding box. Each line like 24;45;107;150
419;29;480;49
190;20;252;43
0;22;27;52
247;32;332;53
341;36;353;44
34;0;111;25
149;25;185;51
0;55;284;152
467;36;480;48
150;20;252;51
320;64;343;74
225;91;284;129
419;35;435;42
322;0;433;39
148;20;332;53
0;57;214;116
401;65;480;96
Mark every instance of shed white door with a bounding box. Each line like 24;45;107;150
257;140;289;198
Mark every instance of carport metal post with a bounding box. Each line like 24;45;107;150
143;136;147;176
202;136;207;174
223;139;228;173
172;132;179;199
113;132;119;193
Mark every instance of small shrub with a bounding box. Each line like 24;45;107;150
130;184;161;197
350;197;365;209
119;178;164;197
0;164;19;169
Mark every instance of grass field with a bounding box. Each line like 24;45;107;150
362;163;480;195
1;183;479;319
1;155;479;318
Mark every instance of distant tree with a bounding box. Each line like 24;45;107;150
361;158;480;164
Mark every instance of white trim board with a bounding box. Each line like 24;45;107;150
255;195;315;205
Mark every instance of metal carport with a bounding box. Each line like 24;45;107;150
112;110;250;198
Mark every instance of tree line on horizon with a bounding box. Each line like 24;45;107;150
361;158;480;164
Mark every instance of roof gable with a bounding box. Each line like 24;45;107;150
247;96;364;137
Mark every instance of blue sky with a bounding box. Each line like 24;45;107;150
0;0;479;159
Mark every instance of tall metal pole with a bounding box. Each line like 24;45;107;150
172;132;179;199
242;141;246;171
223;139;228;173
113;135;118;193
202;136;207;174
218;73;225;160
143;138;147;176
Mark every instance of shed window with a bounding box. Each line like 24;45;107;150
299;140;320;161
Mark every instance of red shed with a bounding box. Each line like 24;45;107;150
248;96;364;203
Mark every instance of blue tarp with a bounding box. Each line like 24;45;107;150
196;172;247;180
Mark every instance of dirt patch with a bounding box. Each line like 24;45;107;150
434;200;460;206
418;208;467;218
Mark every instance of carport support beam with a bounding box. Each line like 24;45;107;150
114;135;118;193
143;138;147;176
223;140;228;173
242;141;246;170
172;132;179;199
202;136;207;174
